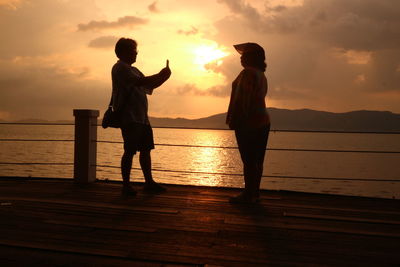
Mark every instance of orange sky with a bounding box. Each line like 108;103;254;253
0;0;399;120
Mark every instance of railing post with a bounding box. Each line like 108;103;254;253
73;109;99;184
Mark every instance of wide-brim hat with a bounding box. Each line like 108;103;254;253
233;42;265;56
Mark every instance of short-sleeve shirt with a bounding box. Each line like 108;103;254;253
111;60;153;125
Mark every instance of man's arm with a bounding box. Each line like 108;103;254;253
139;70;170;89
120;60;171;90
138;60;171;90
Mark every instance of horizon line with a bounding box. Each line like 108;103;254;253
1;107;399;122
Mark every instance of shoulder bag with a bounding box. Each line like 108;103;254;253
101;93;122;129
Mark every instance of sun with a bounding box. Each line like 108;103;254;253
193;44;229;70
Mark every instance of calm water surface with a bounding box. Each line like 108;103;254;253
0;125;399;199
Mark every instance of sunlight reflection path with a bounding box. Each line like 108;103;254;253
188;131;226;186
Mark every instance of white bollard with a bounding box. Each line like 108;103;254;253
73;109;99;184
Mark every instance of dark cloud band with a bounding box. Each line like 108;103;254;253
77;16;148;31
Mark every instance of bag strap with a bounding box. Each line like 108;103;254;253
109;66;141;109
108;88;133;110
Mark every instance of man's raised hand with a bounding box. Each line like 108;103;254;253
162;59;171;78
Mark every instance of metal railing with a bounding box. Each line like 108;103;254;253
1;110;399;184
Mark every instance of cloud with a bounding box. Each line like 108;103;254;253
365;49;400;92
217;0;262;28
206;85;230;97
0;58;108;120
219;0;400;51
88;36;119;49
170;54;240;98
332;49;372;65
0;0;22;10
0;0;399;120
77;16;149;31
217;0;259;17
148;1;159;13
266;5;287;13
0;0;100;59
175;83;204;95
177;26;198;36
268;86;312;101
203;53;241;84
214;0;400;102
175;83;230;98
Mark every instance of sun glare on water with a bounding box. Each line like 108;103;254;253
193;45;229;70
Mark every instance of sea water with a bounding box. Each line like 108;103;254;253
0;124;399;199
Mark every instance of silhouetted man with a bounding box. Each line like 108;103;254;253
112;38;171;196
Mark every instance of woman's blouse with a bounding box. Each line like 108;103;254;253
226;67;270;129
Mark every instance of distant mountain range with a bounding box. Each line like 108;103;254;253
2;108;400;132
150;108;400;132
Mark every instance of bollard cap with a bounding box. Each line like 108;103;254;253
73;109;99;117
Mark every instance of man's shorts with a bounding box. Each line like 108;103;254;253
121;123;155;154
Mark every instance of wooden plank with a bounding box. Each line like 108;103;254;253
1;205;221;235
0;245;198;267
43;219;158;233
284;212;400;225
0;225;210;265
224;216;400;238
1;178;399;266
3;196;179;214
0;240;203;267
258;201;400;216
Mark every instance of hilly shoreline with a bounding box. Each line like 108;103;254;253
3;108;400;132
150;108;400;132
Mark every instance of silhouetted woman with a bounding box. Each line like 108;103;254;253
226;42;270;203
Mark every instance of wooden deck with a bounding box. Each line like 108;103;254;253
0;178;399;266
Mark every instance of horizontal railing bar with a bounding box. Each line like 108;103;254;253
1;122;400;134
269;148;400;154
96;164;400;182
0;122;74;126
98;141;400;153
154;144;400;154
270;129;400;135
97;140;123;144
152;126;400;135
0;162;73;165
0;139;74;142
262;175;400;182
2;162;398;182
2;139;399;153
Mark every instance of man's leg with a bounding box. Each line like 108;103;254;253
140;150;166;192
139;149;153;183
121;150;136;195
253;161;264;198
